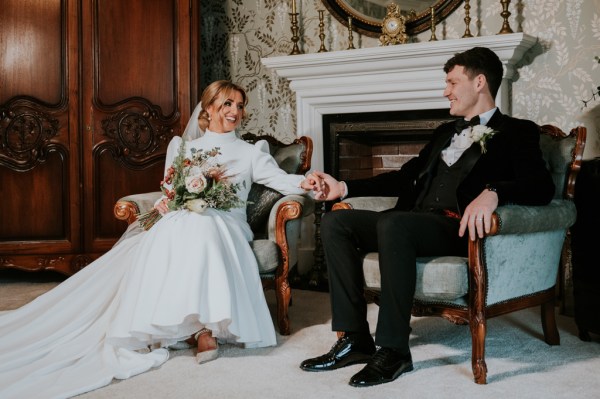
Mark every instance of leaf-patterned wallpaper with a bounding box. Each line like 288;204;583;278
200;0;600;153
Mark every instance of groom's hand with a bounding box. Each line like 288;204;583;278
311;171;345;201
459;189;498;241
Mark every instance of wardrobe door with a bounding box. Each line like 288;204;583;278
0;0;82;275
81;0;198;254
0;0;199;275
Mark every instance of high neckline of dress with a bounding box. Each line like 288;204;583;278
200;130;238;145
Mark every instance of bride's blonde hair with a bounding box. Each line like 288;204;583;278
198;80;248;131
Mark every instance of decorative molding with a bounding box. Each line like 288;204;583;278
330;119;449;133
0;254;95;275
100;104;177;165
0;103;61;170
72;255;94;272
0;257;15;267
36;255;67;269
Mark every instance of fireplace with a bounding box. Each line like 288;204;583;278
323;109;452;180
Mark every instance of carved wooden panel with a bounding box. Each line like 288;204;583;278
0;0;78;255
82;0;196;252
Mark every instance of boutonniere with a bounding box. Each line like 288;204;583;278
470;125;498;154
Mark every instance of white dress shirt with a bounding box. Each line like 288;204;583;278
441;108;497;166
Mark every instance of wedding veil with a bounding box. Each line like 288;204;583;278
181;102;204;140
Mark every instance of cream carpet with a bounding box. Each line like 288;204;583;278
1;271;599;399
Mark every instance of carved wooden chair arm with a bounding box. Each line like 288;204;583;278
267;195;314;270
113;192;163;225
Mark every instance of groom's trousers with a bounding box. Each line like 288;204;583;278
321;208;467;353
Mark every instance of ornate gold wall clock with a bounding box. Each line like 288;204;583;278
380;3;407;46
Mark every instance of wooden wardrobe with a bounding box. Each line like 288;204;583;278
0;0;200;275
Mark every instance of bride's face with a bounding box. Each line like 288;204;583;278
206;90;244;133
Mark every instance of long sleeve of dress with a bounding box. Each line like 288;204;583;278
152;136;184;207
250;142;306;196
163;136;183;176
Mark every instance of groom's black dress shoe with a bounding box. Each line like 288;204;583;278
349;347;413;387
300;334;376;372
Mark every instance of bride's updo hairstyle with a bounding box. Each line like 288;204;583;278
198;80;248;132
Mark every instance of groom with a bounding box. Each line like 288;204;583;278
301;47;555;387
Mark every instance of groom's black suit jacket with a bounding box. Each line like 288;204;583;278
345;110;555;214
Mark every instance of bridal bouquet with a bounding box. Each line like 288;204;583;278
137;140;245;230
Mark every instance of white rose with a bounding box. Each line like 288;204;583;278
186;198;208;213
470;125;485;141
470;125;494;142
470;125;497;154
185;168;207;194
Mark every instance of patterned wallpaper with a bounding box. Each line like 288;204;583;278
200;0;600;155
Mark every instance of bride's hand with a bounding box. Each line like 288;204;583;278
301;172;324;192
154;199;169;215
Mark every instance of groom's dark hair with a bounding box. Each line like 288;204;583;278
444;47;503;98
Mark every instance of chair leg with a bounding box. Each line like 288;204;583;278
541;299;560;345
275;277;291;335
470;314;488;384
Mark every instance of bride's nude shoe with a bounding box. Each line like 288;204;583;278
167;336;195;350
195;328;218;364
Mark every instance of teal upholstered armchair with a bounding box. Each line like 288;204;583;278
114;134;315;335
332;125;586;384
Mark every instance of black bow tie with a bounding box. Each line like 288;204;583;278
454;116;480;133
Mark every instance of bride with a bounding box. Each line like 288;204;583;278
0;80;320;399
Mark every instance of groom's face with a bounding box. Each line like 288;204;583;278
443;65;480;119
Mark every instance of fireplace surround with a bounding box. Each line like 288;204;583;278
262;33;536;172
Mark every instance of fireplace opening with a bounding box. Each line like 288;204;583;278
323;109;454;181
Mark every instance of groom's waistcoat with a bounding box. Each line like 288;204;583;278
414;144;481;212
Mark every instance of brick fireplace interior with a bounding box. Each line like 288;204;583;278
323;109;454;180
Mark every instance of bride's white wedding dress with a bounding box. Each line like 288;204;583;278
0;130;307;399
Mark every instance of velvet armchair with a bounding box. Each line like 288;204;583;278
332;124;586;384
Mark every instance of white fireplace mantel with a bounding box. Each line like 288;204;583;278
262;33;537;171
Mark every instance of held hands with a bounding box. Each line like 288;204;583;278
458;189;499;241
300;172;324;193
306;171;345;201
300;171;342;201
